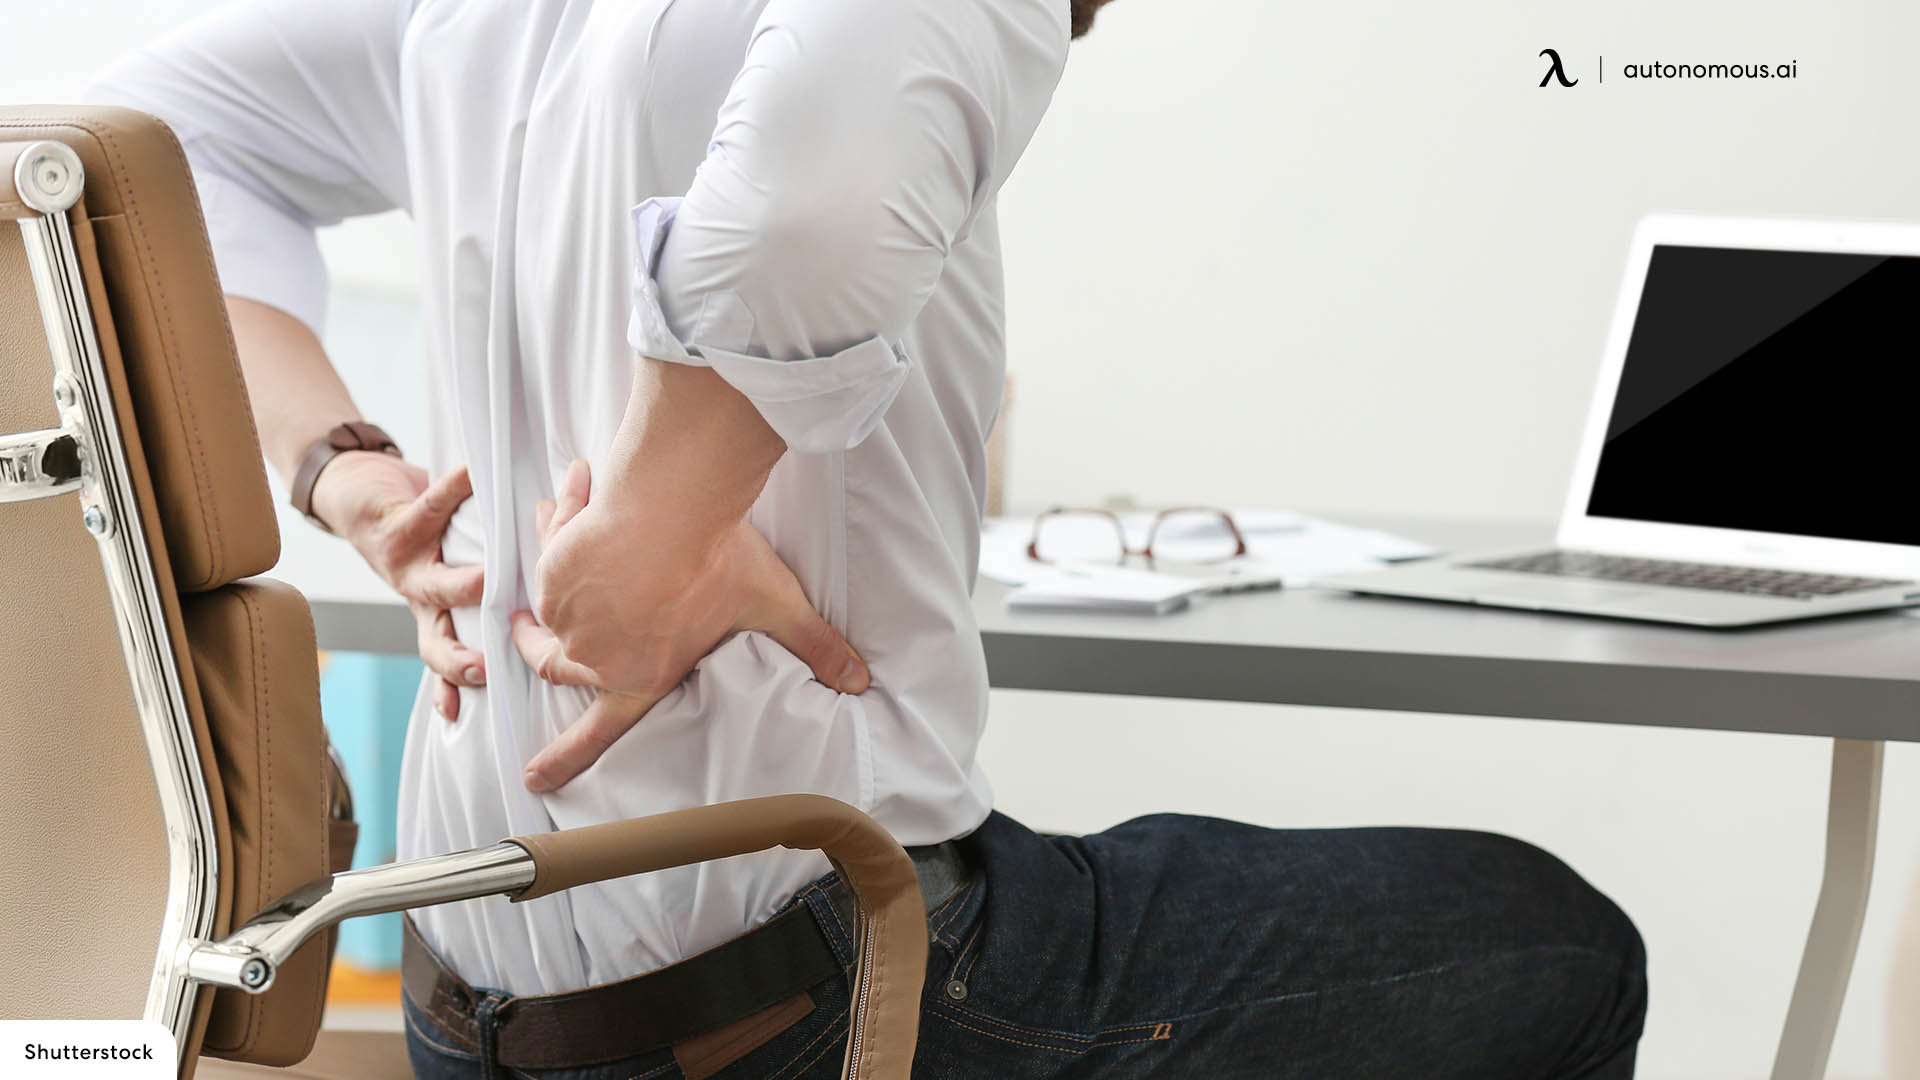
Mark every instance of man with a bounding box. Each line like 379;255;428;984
92;0;1647;1076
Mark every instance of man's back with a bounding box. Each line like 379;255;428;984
92;0;1070;993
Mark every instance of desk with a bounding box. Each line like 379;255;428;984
284;515;1919;1080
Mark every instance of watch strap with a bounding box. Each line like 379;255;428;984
290;421;400;532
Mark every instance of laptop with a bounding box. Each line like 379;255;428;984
1321;214;1920;627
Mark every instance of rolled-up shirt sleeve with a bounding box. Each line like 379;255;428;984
628;0;1068;454
84;0;411;340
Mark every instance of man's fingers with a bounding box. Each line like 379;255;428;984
416;607;486;688
399;464;474;541
523;689;660;793
434;677;460;723
400;561;485;609
549;459;591;535
510;610;598;686
420;462;474;516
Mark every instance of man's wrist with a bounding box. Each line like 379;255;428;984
306;450;396;536
597;473;742;557
291;421;401;532
604;357;784;526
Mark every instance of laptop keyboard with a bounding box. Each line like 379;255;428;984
1464;550;1907;600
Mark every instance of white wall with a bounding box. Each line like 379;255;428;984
18;2;1920;1077
996;0;1920;521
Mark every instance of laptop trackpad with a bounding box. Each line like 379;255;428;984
1474;579;1655;607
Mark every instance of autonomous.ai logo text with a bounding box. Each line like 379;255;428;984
1535;49;1799;88
1539;48;1577;87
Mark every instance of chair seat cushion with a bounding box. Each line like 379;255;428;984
194;1028;412;1080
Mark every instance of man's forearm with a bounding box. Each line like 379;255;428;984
602;356;787;537
225;296;363;485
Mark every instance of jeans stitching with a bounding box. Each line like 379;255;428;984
772;1018;851;1080
953;921;985;984
928;1006;1085;1056
1094;1033;1173;1047
475;992;503;1077
938;950;1594;1051
813;885;854;962
926;879;976;947
1114;970;1454;1032
937;999;1103;1045
763;1002;851;1080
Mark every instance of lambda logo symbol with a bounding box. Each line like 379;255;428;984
1539;48;1578;87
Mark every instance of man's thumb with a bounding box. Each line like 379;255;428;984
768;602;869;695
737;522;870;694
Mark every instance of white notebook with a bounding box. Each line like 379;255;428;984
1003;565;1205;615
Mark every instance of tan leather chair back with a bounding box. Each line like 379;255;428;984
0;106;345;1075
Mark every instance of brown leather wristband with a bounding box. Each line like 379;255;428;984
290;421;401;532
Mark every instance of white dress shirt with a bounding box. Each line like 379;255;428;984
91;0;1067;994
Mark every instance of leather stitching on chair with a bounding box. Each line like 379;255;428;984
94;120;222;587
247;587;271;1053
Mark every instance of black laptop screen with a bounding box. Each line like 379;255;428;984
1585;243;1920;547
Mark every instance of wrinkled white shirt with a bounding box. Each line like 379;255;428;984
91;0;1067;994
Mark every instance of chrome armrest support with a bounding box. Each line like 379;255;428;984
0;424;84;502
180;843;536;994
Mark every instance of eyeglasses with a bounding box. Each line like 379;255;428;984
1026;506;1249;566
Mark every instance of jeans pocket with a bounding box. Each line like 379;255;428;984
922;867;1179;1070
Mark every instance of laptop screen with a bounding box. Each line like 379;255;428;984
1586;243;1920;547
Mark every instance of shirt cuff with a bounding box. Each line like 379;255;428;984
626;197;912;454
191;167;331;339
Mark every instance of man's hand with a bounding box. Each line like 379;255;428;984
511;459;869;793
217;297;483;718
312;453;486;720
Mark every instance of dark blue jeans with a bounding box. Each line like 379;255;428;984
407;812;1647;1079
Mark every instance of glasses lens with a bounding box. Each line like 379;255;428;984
1149;510;1242;563
1032;512;1127;564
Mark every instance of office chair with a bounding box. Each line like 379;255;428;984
0;106;925;1080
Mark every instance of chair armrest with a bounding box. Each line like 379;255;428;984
508;795;925;1080
181;794;925;1080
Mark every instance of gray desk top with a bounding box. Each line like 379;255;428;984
287;514;1920;743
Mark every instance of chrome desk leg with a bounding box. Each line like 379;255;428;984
1770;738;1884;1080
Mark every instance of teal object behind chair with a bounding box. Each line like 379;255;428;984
319;652;421;970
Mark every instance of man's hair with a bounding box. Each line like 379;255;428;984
1071;0;1118;38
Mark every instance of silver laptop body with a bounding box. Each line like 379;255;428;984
1323;214;1920;628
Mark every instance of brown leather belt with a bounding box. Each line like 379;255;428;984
403;842;967;1071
